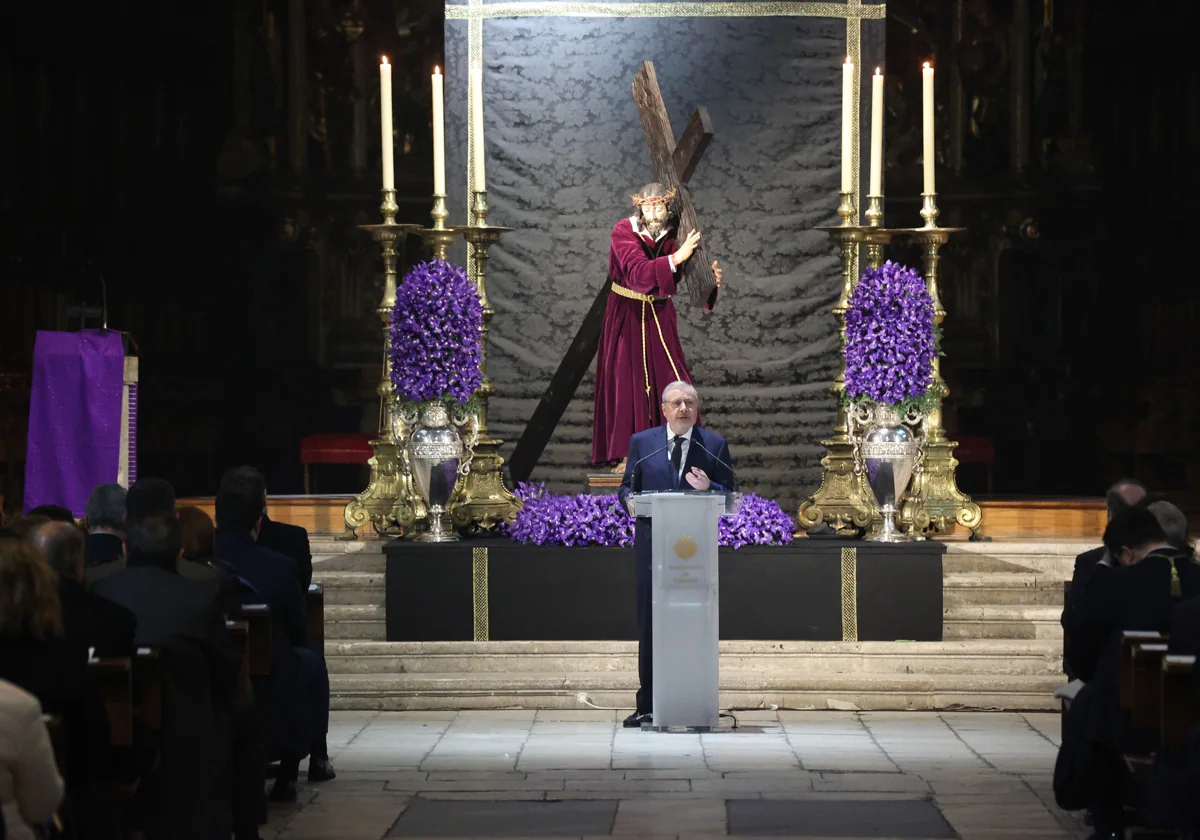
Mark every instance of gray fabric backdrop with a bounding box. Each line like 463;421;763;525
445;6;880;511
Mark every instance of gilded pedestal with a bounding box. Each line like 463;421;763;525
898;206;985;540
450;191;523;532
342;190;423;537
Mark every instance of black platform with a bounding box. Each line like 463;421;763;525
384;538;944;643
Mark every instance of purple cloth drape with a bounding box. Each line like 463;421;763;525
24;330;126;517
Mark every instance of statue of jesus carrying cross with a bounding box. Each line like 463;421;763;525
592;183;723;470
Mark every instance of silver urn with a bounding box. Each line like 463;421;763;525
859;405;919;543
400;402;473;542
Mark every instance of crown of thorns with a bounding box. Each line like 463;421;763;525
631;187;677;208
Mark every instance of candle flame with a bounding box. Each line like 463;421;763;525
875;67;882;75
923;61;931;69
434;66;442;75
382;56;389;65
844;56;852;65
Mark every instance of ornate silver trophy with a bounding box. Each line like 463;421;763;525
396;401;478;542
851;403;923;543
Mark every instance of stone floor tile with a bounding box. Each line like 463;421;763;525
564;779;690;792
813;773;931;793
611;798;727;835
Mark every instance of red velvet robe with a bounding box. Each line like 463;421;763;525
592;217;718;463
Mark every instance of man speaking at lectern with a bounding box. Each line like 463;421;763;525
617;381;737;728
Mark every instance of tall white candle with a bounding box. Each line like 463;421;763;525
432;66;446;195
869;68;884;197
470;62;486;191
379;57;394;191
841;57;854;194
922;62;935;194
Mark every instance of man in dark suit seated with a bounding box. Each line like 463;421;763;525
617;381;736;729
214;476;334;801
92;515;240;840
220;466;313;589
1056;507;1200;838
82;484;127;575
31;520;136;658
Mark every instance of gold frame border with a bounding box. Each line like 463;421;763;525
472;546;490;641
840;546;858;641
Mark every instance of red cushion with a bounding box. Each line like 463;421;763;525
951;435;995;465
300;433;374;465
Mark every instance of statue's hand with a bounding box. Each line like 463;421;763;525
674;229;701;264
713;261;723;287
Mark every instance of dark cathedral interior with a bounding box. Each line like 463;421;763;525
1;0;1196;508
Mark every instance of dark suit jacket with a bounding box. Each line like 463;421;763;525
84;532;124;568
618;425;736;508
59;575;137;658
179;556;254;615
1061;545;1106;629
215;531;308;650
257;515;313;590
1169;595;1200;657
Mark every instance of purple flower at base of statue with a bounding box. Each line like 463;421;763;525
506;486;793;549
843;261;937;409
388;260;483;404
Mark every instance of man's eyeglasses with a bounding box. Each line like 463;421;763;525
665;399;697;409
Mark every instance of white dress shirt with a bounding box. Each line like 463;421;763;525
667;426;693;482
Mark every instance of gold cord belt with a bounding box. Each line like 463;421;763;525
609;282;682;417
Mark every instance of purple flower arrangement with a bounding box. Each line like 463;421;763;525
506;483;793;549
388;260;483;404
843;261;938;410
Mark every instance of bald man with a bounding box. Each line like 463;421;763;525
31;520;136;658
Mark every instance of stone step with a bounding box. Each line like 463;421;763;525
326;604;385;622
942;573;1066;606
312;552;386;573
323;639;1062;676
313;572;385;606
328;671;1064;712
943;605;1063;640
326;619;386;640
939;542;1088;576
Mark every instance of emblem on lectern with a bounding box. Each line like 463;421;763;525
674;535;697;559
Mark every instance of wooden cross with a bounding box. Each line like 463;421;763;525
508;61;714;482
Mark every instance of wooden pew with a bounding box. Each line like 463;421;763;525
88;656;133;747
307;582;325;650
1161;654;1200;749
1131;642;1170;730
1120;630;1167;712
238;603;272;677
225;619;252;701
132;647;164;732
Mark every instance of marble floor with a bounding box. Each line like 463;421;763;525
263;710;1084;840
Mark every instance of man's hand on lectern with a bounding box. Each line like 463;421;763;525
685;467;711;491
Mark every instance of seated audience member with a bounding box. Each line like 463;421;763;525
0;679;64;840
1056;507;1200;837
25;505;74;523
31;521;135;658
82;484;127;578
92;515;239;840
0;537;113;840
0;517;49;542
215;477;334;801
220;467;313;589
1062;479;1147;630
1149;500;1195;558
178;506;251;610
125;477;177;522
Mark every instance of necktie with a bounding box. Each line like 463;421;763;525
670;435;684;488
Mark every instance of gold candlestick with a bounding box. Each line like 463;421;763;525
417;193;458;261
342;190;422;538
897;223;985;541
450;190;523;532
864;194;884;228
797;223;873;536
837;190;856;227
919;192;940;229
